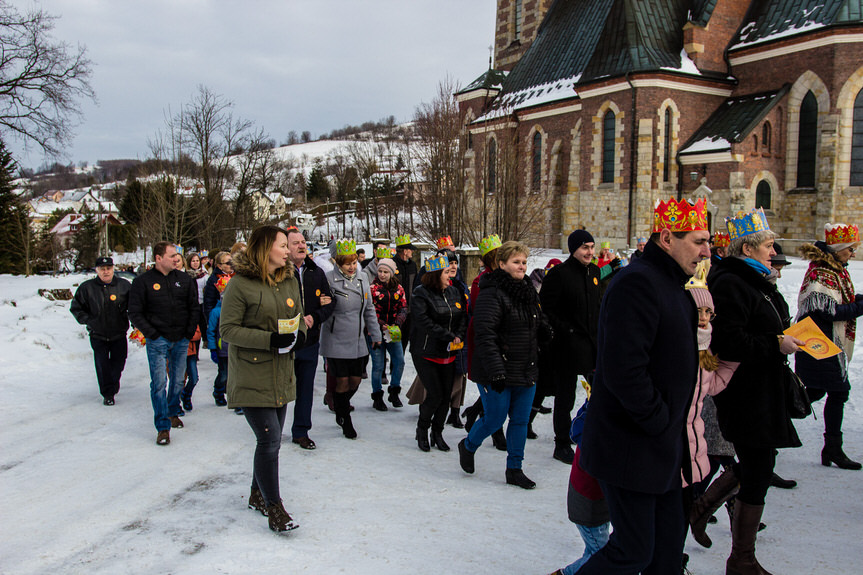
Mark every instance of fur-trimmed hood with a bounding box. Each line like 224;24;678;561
799;242;846;273
231;250;295;282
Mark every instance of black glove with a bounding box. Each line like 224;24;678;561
609;257;622;271
270;332;296;349
489;375;506;393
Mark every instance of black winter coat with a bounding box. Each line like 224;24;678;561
128;268;200;342
297;256;335;347
470;268;550;386
579;241;699;494
410;283;467;359
539;256;601;375
395;256;418;306
709;256;801;449
203;270;229;320
70;276;131;341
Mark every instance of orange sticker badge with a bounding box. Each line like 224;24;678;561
110;294;117;301
593;277;598;285
153;283;161;291
394;293;399;300
455;302;462;309
286;298;295;307
315;289;321;297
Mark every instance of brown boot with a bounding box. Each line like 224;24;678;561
265;500;299;532
248;488;267;516
726;500;773;575
690;468;739;548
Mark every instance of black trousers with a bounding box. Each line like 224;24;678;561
733;443;775;506
413;354;454;432
90;336;127;399
577;481;687;574
243;405;288;507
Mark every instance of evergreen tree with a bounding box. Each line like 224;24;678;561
306;162;330;202
73;208;100;269
0;138;30;274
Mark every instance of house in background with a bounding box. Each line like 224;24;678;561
50;213;123;250
457;0;863;249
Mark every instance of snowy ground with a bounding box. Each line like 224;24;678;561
1;253;861;575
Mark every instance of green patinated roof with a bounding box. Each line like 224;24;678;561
679;85;790;155
689;0;718;27
457;69;508;95
501;0;692;96
731;0;863;49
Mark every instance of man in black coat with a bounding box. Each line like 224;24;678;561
576;199;711;575
70;256;131;405
287;229;335;449
538;229;602;464
128;242;200;445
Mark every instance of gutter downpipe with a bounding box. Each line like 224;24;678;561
626;71;637;245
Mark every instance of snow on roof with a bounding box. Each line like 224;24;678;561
679;136;731;155
660;49;702;75
474;74;581;123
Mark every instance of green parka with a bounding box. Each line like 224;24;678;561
220;251;306;408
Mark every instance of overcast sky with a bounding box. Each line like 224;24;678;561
8;0;497;170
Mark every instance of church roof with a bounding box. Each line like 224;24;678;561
679;85;789;156
730;0;862;50
457;69;508;95
688;0;719;27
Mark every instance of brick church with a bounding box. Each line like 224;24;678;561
456;0;863;250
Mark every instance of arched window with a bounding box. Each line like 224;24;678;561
797;91;818;187
755;180;772;209
602;110;615;184
663;107;672;182
487;139;497;195
852;89;863;186
752;135;758;154
532;131;542;192
762;122;772;154
514;0;523;41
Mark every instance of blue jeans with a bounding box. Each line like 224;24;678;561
371;341;404;392
183;355;199;397
292;342;319;439
563;523;611;574
214;357;228;398
146;337;189;431
465;384;536;469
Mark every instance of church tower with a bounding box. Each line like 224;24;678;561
493;0;553;71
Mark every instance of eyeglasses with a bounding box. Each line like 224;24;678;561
849;248;857;254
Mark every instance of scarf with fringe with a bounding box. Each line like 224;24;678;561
796;244;856;376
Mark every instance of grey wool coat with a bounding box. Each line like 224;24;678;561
320;267;382;359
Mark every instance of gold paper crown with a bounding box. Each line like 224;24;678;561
215;275;231;293
395;234;412;247
653;198;708;233
725;209;770;241
478;234;502;256
713;231;730;248
336;238;357;256
825;223;860;245
436;236;455;249
375;246;390;259
685;259;711;292
600;241;611;249
424;255;448;272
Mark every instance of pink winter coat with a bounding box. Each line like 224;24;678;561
684;351;739;486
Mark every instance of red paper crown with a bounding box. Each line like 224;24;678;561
216;275;231;293
653;198;708;233
436;236;455;250
825;223;860;245
713;231;730;248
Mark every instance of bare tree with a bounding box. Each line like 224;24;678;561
0;2;95;156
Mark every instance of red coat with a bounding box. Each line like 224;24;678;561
370;280;407;328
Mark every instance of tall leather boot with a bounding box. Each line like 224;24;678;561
690;468;740;548
334;392;357;439
726;500;773;575
416;425;430;452
822;433;862;470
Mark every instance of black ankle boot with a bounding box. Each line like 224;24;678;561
458;438;475;473
526;423;537;440
822;433;862;470
447;407;464;428
371;390;388;411
416;426;430;452
387;385;403;408
506;468;536;489
334;393;357;439
491;428;507;451
462;400;482;432
430;429;450;451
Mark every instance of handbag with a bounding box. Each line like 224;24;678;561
784;365;812;419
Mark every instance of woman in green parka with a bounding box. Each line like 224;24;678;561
220;225;307;533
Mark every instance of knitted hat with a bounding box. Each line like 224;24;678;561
377;258;397;275
567;230;595;254
545;258;562;270
685;259;713;311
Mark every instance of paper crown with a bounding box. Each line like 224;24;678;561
336;238;357;256
395;234;413;247
478;234;502;256
436;236;455;250
174;244;184;254
636;237;647;243
199;250;209;257
375;246;391;259
685;259;711;292
600;241;611;250
215;275;231;293
713;231;730;248
424;255;448;272
726;208;770;241
653;198;708;233
825;223;860;245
